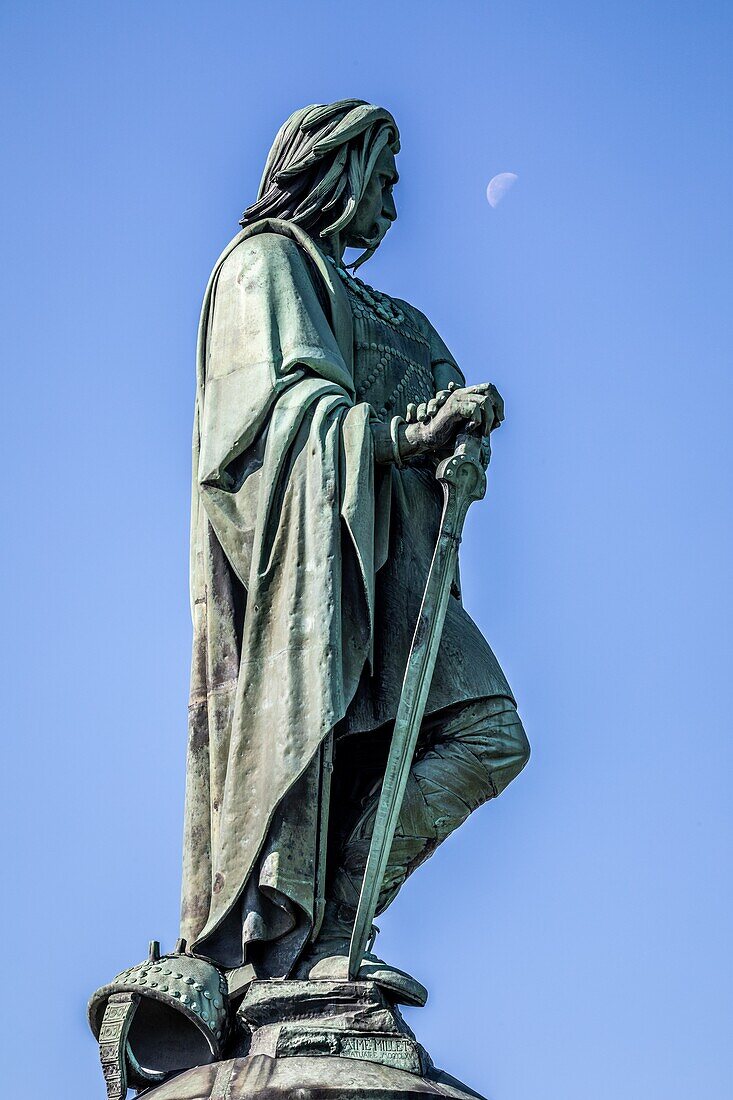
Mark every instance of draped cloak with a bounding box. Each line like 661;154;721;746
181;219;513;978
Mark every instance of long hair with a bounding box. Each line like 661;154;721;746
240;100;400;268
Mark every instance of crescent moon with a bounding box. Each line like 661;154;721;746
486;172;518;208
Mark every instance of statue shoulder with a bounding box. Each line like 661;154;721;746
385;293;436;341
219;229;316;285
206;229;338;332
392;296;432;333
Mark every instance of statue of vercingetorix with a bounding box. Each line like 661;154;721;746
181;98;529;991
88;100;530;1099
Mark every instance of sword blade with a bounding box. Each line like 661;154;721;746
348;436;486;980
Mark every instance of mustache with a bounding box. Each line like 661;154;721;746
350;217;392;249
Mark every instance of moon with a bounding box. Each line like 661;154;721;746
486;172;518;208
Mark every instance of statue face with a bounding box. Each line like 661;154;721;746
344;145;398;251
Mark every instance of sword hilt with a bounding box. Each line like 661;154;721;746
435;429;487;535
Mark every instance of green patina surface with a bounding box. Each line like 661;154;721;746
90;100;529;1100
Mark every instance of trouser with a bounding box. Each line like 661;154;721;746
327;696;530;920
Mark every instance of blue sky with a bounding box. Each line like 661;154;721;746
1;2;731;1097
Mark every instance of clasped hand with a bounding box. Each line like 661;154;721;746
402;382;504;461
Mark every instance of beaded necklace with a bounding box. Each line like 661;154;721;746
327;257;406;327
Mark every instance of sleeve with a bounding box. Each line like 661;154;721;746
428;324;465;392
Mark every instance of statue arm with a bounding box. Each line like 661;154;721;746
433;359;464;392
370;417;414;465
428;319;465;393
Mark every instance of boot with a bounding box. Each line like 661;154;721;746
294;900;427;1007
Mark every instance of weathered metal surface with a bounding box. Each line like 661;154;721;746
180;101;520;981
96;993;139;1100
89;946;229;1088
89;99;528;1100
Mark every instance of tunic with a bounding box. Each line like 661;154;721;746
338;271;512;736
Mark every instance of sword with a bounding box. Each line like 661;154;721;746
348;428;488;980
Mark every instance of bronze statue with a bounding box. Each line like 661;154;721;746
90;99;530;1100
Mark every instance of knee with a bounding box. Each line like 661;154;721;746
509;716;531;777
508;707;530;761
425;697;530;799
476;699;530;793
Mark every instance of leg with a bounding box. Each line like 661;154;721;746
330;696;529;916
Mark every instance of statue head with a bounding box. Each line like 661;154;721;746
240;100;400;267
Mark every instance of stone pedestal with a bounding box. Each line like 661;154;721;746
137;979;487;1099
135;1053;486;1099
235;979;430;1075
